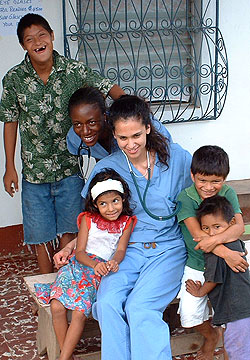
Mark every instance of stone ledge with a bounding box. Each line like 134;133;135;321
226;179;250;195
226;179;250;222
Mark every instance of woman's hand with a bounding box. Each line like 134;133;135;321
94;262;109;276
106;260;119;272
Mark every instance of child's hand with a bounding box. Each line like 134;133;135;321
185;279;203;297
106;260;119;273
3;168;19;197
194;235;217;253
224;250;249;273
94;262;109;276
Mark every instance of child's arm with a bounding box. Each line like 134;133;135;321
184;216;248;272
185;279;217;297
194;213;245;253
106;220;134;273
3;122;19;197
75;216;109;276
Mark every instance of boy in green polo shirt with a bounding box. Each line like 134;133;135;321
0;14;124;274
177;145;247;360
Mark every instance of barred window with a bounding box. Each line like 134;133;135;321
62;0;228;122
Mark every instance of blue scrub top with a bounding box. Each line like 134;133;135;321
66;116;173;159
82;144;192;244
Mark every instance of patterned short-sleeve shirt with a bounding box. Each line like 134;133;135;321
0;51;113;183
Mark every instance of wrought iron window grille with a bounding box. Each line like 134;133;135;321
62;0;228;123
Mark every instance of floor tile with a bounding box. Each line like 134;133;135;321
0;334;12;359
0;313;38;342
75;336;101;355
0;283;34;319
13;257;40;276
0;258;20;279
6;338;47;360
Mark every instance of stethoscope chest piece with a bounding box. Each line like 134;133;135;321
78;141;91;180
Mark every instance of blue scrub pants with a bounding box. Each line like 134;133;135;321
92;240;186;360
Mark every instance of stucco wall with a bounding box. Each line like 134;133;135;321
0;0;64;226
0;0;250;227
167;0;250;181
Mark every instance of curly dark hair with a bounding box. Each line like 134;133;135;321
108;95;170;167
68;86;106;117
85;168;133;216
196;195;234;225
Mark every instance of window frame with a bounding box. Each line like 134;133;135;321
62;0;228;123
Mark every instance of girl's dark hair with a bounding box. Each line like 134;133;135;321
108;95;170;167
191;145;230;179
68;87;106;116
17;14;53;45
85;168;133;216
196;195;235;225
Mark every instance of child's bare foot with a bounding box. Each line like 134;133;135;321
196;327;221;360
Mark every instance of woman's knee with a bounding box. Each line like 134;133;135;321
97;278;125;310
125;297;145;323
125;294;163;325
94;290;126;325
97;290;120;312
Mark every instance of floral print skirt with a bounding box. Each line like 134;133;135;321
34;253;102;317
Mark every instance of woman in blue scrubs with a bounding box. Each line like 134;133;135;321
80;95;192;360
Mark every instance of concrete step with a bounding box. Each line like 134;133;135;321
226;179;250;223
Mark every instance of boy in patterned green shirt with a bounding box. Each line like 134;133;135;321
0;14;124;273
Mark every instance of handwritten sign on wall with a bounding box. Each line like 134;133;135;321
0;0;43;36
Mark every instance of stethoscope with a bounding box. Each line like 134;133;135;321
122;150;181;221
78;140;91;181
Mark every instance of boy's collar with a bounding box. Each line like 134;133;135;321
186;183;201;202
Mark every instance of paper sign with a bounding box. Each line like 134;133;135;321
0;0;43;36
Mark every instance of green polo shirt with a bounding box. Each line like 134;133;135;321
0;51;113;183
177;183;241;271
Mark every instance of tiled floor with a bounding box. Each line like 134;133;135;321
0;252;42;360
0;252;223;360
0;252;101;360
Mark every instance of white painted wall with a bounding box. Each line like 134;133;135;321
0;0;64;226
167;0;250;181
0;0;250;227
